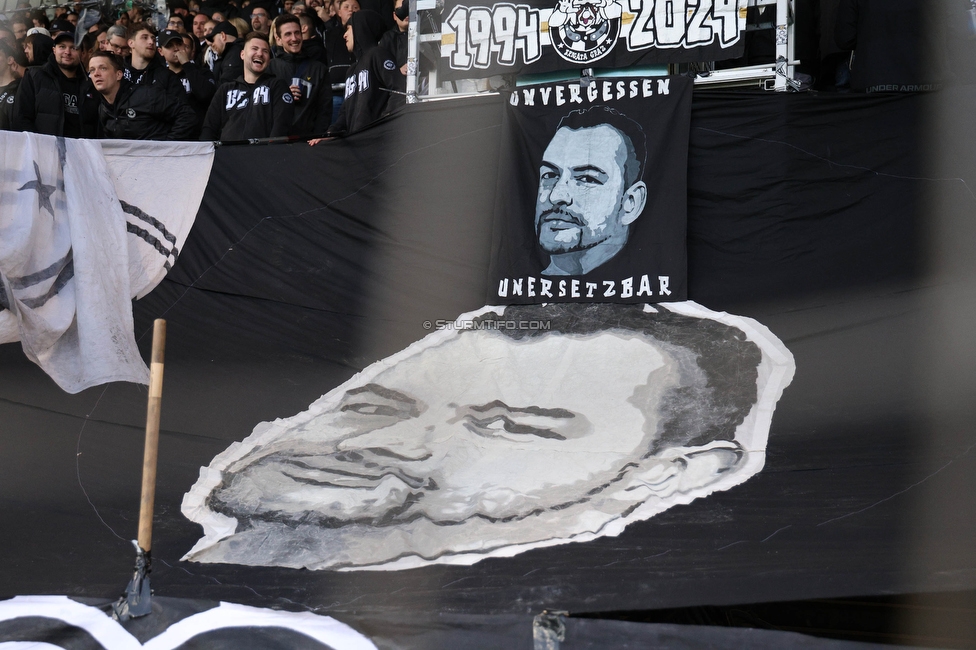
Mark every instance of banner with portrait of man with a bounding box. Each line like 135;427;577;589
488;75;691;305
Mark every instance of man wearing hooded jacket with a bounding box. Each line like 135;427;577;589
268;14;331;136
325;10;402;137
201;32;294;140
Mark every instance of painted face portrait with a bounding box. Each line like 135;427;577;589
183;302;794;571
535;108;648;277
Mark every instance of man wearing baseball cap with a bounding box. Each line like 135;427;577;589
12;30;98;136
158;29;214;137
206;21;243;83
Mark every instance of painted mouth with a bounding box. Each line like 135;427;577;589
541;209;583;227
268;454;430;489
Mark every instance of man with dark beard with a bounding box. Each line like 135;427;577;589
534;106;648;276
201;32;294;140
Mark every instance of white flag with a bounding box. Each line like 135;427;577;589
0;133;213;393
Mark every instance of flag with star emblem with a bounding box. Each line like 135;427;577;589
0;133;213;393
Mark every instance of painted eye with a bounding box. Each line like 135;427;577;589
464;415;566;440
341;403;401;416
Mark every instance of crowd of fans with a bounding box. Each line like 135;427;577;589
1;0;964;143
0;0;409;141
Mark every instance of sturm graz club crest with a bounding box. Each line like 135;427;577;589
548;0;622;64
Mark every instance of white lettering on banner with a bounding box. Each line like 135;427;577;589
509;79;665;107
620;276;634;298
493;275;669;301
443;0;744;70
445;4;543;70
541;278;553;297
627;0;744;50
658;275;671;295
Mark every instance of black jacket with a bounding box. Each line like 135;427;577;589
835;0;938;92
328;11;404;136
324;25;353;86
302;35;329;66
0;78;20;130
97;79;198;140
216;40;245;84
125;55;186;100
378;27;406;68
201;72;295;140
11;58;98;137
173;61;217;137
267;50;332;136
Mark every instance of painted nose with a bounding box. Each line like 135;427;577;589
547;173;574;206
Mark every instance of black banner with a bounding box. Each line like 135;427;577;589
4;89;976;620
488;76;691;304
439;0;747;80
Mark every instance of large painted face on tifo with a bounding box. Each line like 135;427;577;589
208;328;678;525
184;303;794;571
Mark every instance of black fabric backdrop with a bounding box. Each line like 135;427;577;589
488;77;692;304
2;86;976;618
0;597;914;649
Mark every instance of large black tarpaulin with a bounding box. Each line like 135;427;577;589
439;0;747;80
1;87;976;620
488;76;691;304
0;596;924;649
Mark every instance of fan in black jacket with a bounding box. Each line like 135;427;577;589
0;41;26;131
124;23;186;102
267;15;332;136
834;0;940;92
326;10;403;137
201;33;295;140
88;52;197;140
12;36;99;137
158;30;216;137
207;21;246;83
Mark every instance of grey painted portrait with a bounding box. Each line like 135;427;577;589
182;302;795;571
535;107;648;276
